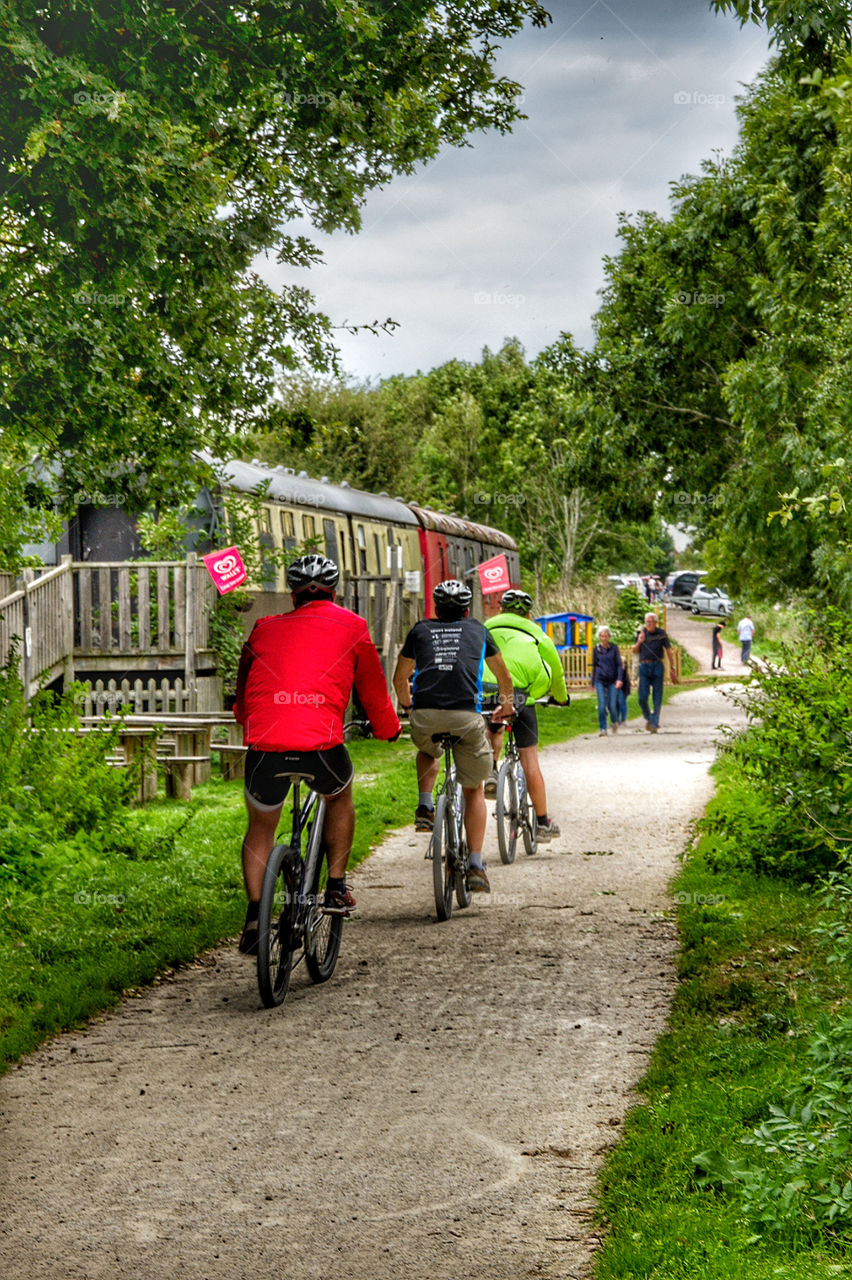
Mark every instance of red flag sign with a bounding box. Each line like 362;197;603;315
202;546;248;594
477;554;511;596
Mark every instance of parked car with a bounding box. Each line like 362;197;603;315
663;570;707;608
690;586;733;616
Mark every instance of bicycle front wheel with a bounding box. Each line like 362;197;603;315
303;800;343;983
431;794;454;921
257;843;298;1008
495;760;519;864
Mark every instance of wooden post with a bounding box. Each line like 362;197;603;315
60;555;74;689
185;552;198;712
21;567;33;698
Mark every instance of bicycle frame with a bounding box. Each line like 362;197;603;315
429;735;471;921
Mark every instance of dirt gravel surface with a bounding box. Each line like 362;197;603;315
0;686;742;1280
664;606;750;678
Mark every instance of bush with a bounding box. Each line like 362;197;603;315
0;650;135;886
697;608;852;882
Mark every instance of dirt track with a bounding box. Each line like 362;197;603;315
0;680;741;1280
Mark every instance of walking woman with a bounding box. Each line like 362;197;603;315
712;619;726;670
591;626;622;736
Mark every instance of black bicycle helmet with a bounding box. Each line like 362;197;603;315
501;588;533;615
433;579;472;609
286;554;340;593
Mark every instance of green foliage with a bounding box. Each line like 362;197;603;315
699;609;852;881
0;649;135;886
0;0;549;559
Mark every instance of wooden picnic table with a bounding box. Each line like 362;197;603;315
79;713;243;788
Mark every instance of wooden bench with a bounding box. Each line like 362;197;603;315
164;755;211;801
216;743;248;781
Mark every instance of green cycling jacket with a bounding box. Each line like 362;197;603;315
483;613;569;705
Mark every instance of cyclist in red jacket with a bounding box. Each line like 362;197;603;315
234;554;400;954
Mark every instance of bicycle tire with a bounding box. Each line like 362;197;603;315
303;800;343;983
257;843;298;1008
495;759;519;864
431;793;454;921
519;771;538;856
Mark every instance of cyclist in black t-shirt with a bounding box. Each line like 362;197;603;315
393;580;514;893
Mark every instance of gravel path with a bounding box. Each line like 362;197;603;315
0;686;742;1280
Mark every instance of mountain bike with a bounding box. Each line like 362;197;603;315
427;732;472;922
256;723;366;1008
495;715;538;864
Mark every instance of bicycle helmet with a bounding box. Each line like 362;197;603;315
501;589;533;615
286;554;340;593
433;579;472;609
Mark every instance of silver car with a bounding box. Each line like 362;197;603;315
690;586;733;616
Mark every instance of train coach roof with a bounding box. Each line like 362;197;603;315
407;504;517;551
197;452;420;526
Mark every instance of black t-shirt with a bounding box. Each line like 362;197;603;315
400;618;499;711
637;627;671;662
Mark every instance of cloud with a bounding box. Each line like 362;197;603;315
256;1;770;381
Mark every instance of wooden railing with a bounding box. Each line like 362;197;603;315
0;560;74;696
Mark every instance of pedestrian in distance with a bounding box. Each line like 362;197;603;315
712;619;726;670
590;625;622;736
632;612;678;733
737;615;755;663
615;649;631;725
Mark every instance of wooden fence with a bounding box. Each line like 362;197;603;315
0;554;217;706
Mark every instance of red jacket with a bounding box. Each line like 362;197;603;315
234;600;400;751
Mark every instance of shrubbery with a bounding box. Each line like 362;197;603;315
0;650;136;886
699;609;852;882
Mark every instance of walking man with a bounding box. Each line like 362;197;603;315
737;615;755;663
632;612;678;733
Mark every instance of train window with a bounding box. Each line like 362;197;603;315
324;518;339;565
279;510;295;539
374;532;381;575
356;524;367;574
303;514;316;542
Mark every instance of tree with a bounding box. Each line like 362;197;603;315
0;0;550;563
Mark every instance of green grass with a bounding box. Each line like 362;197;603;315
0;702;602;1071
593;788;852;1277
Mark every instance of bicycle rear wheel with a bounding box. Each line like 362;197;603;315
303;800;343;983
257;843;298;1008
519;771;538;856
495;760;519;864
431;794;454;921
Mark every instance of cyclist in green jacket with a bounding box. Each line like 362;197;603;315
482;589;569;841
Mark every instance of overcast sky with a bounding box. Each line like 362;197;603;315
257;1;770;383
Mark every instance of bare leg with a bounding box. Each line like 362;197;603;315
518;745;547;816
416;750;441;797
242;800;283;903
322;784;355;879
462;784;487;853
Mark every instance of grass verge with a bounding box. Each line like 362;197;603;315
0;700;602;1072
593;754;852;1278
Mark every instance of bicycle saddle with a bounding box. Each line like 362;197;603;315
431;733;462;747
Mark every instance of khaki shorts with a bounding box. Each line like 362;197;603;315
409;709;493;788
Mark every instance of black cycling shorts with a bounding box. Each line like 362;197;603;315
482;698;539;749
244;745;354;811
